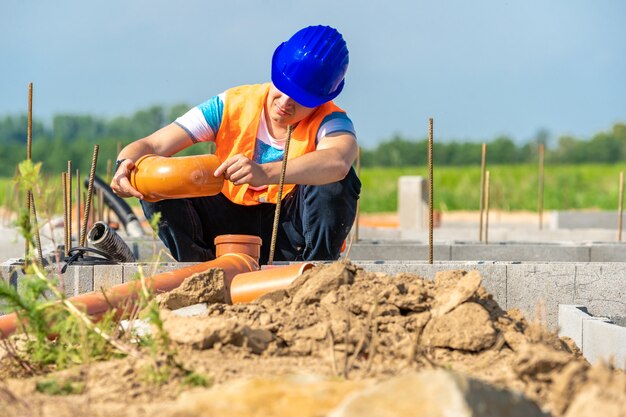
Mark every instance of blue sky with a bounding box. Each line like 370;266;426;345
1;0;625;147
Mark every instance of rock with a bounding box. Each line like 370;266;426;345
157;269;226;310
422;302;497;351
163;376;368;417
163;315;274;354
431;270;482;317
328;370;549;417
564;363;626;417
289;262;355;308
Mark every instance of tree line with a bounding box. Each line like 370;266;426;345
0;104;625;177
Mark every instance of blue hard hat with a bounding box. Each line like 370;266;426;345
271;25;349;108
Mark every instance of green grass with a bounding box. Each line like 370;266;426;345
3;163;626;216
359;164;626;213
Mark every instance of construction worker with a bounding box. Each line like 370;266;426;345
111;25;360;264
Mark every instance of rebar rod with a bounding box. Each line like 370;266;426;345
80;145;100;247
62;172;68;257
30;193;43;264
67;161;72;252
24;83;33;265
485;171;491;245
479;143;487;242
428;118;434;264
268;125;293;265
354;146;361;242
538;143;545;230
76;168;80;245
619;171;624;242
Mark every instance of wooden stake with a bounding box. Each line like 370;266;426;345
619;171;624;242
479;143;487;241
428;118;434;264
538;143;545;230
485;171;491;245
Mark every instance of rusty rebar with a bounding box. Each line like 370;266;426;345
485;171;491;245
428;118;434;264
268;125;293;265
619;171;624;242
24;83;33;264
538;144;545;230
76;168;81;245
80;145;100;247
479;143;487;242
62;172;69;257
30;193;43;264
67;161;72;253
355;145;361;242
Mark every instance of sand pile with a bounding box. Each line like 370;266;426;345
1;261;625;416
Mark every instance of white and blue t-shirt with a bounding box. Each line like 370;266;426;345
174;92;356;166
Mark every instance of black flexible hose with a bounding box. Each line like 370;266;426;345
85;175;145;238
88;221;136;263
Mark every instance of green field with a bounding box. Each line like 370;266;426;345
3;163;626;215
359;164;626;213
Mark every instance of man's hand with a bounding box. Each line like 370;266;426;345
214;154;271;187
110;159;144;199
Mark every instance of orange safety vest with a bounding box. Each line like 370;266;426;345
215;83;345;205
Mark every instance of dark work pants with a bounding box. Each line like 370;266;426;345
140;168;361;264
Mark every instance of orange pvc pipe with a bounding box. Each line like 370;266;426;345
130;154;224;202
0;253;259;339
230;263;314;304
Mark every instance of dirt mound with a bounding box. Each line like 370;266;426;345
1;261;625;417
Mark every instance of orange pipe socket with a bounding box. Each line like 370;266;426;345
130;154;224;202
229;263;314;304
0;235;262;339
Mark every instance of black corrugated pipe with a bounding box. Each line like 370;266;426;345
87;221;135;263
85;175;145;238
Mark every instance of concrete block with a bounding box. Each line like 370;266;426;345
582;319;626;369
451;244;590;262
347;242;451;261
589;244;626;262
61;265;93;297
93;265;123;291
123;262;197;283
558;304;592;349
551;210;624;230
574;264;626;319
398;176;428;231
506;263;576;329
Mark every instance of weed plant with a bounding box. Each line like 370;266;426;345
0;160;209;391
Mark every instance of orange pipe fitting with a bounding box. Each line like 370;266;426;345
0;235;261;339
215;235;262;260
130;154;224;202
229;263;314;304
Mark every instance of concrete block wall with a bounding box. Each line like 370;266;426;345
3;258;626;333
352;261;626;330
558;304;625;369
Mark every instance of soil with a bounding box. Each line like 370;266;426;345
1;261;625;417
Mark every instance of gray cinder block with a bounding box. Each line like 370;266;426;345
506;263;576;329
398;176;428;231
451;244;590;262
574;264;626;319
93;264;124;291
582;319;626;369
61;265;94;297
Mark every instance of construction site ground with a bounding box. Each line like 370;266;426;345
1;261;626;416
1;211;626;416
